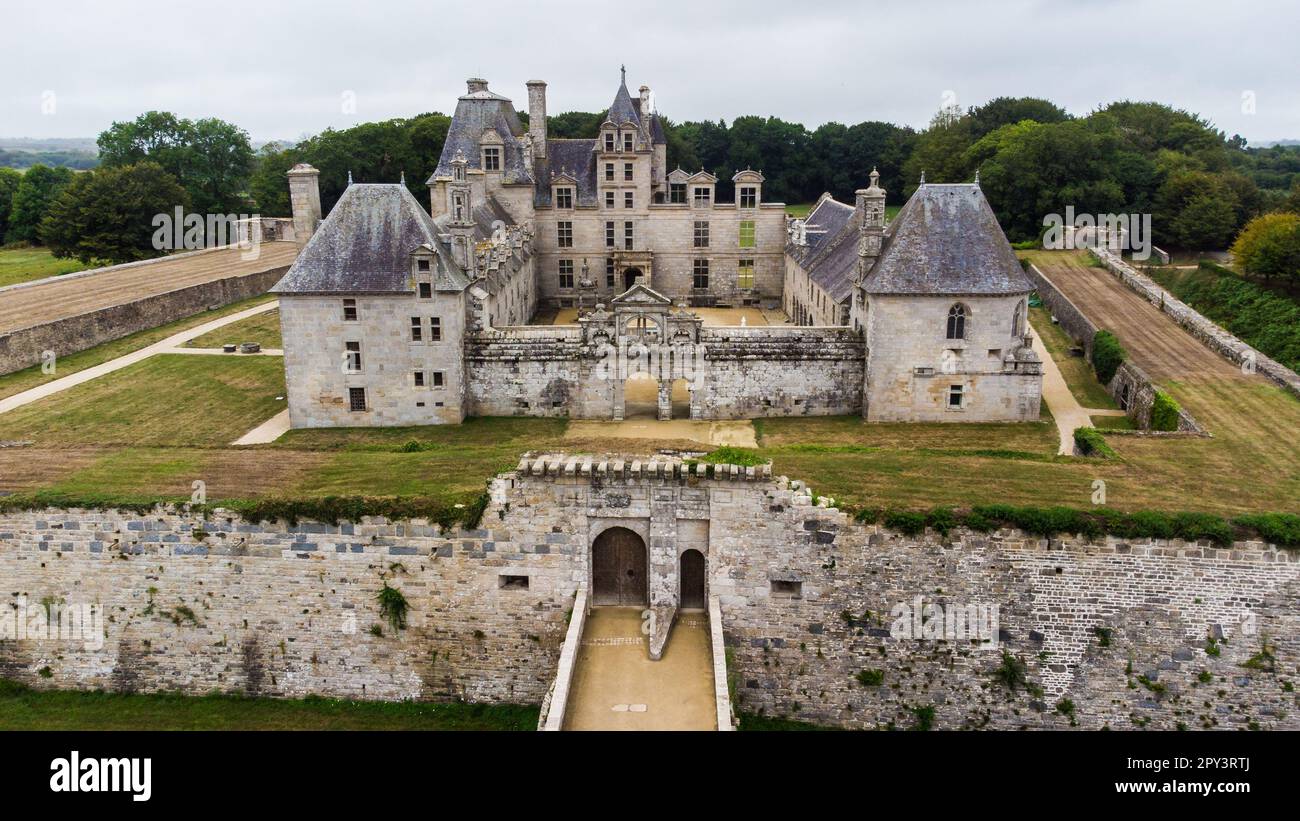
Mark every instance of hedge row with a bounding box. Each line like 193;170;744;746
0;491;492;531
852;504;1300;549
1150;390;1182;431
1090;329;1127;384
1072;426;1117;458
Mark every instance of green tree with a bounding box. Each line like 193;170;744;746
7;164;75;243
40;162;190;265
902;107;975;196
0;167;22;244
1230;212;1300;285
967;96;1070;140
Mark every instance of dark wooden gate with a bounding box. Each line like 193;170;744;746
592;527;648;606
679;549;705;609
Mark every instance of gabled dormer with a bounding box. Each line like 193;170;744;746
480;128;504;173
666;168;691;204
551;171;577;210
687;170;718;208
732;169;764;208
410;243;437;298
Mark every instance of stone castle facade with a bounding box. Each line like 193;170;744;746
271;73;1043;428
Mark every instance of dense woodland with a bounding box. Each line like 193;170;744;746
3;97;1300;268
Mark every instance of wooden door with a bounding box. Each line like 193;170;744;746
592;527;647;606
679;549;705;609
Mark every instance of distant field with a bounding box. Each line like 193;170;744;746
785;203;902;220
0;246;86;288
0;679;537;730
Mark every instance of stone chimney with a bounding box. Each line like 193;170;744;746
855;167;887;280
286;163;321;249
466;77;489;94
526;80;548;160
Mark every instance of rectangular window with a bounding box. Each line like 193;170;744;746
558;259;574;289
693;259;709;289
605;191;615;209
348;387;367;412
624;162;633;181
605;221;615;248
413;370;425;388
557;221;573;248
498;574;530;590
604;162;614;180
342;299;357;321
669;183;686;204
433;371;445;387
605;258;615;287
738;259;755;289
410;317;422;342
417;259;430;271
948;384;965;408
604;133;615;152
623;132;633;151
624;191;634;209
693;220;709;248
429;317;442;342
344;341;362;372
739;186;757;208
693;187;711;207
555;187;573;209
418;282;432;299
770;579;802;598
624;222;634;250
739;220;756;248
482;146;500;171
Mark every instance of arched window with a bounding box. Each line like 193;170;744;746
946;304;967;340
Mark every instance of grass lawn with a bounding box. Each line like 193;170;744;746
0;293;277;401
0;354;286;447
1029;304;1117;410
0;679;537;730
0;245;86;288
185;308;282;349
785;203;901;220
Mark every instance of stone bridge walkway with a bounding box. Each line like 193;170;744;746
562;608;716;730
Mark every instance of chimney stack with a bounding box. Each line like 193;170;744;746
526;80;548;160
286;163;321;249
466;77;489;94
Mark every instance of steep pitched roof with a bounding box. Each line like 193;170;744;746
865;183;1031;296
786;196;859;303
428;91;531;185
605;77;641;126
533;139;598;207
272;184;443;294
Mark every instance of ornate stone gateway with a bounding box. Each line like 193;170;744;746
592;526;648;606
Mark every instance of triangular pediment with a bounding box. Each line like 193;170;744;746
611;281;672;306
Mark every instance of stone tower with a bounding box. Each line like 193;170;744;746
287;163;322;249
855;167;887;279
447;151;476;276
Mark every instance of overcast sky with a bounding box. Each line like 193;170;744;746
5;0;1298;145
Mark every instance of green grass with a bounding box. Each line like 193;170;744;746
785;203;902;221
0;293;277;400
0;354;286;446
1029;305;1117;410
0;245;86;288
0;678;537;730
737;711;838;730
1092;415;1135;430
185;308;282;349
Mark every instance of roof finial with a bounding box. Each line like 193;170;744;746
620;64;626;85
400;171;406;186
347;170;353;187
973;167;980;186
919;171;926;186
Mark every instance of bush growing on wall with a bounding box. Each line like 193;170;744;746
1150;390;1181;431
1090;330;1126;384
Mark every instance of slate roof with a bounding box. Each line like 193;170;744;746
606;79;641;126
427;90;531;185
271;183;513;295
865;183;1031;296
786;196;861;303
533;139;598;207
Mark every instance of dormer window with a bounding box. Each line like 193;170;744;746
692;187;711;207
623;131;634;151
482;146;501;171
555;187;573;209
669;183;686;204
604;132;615;152
417;259;430;272
454;165;465;182
739;186;758;208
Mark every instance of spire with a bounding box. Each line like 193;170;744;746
919;171;925;186
347;170;353;186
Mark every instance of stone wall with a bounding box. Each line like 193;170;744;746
3;461;1294;729
0;263;287;376
1026;262;1097;358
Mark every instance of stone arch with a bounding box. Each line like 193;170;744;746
591;526;648;607
679;548;706;610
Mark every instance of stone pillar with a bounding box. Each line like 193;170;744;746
526;80;547;160
657;381;672;420
287;163;321;249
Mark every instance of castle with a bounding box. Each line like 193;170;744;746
271;73;1043;428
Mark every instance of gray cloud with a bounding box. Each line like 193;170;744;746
4;0;1297;144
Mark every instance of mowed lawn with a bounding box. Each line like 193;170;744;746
0;246;86;288
0;680;538;730
1028;305;1117;410
185;308;282;349
0;354;286;447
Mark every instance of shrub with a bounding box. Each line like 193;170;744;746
1233;513;1300;548
991;651;1030;693
1073;426;1117;458
883;510;927;536
376;583;409;632
1090;330;1126;384
855;668;884;687
1150;390;1181;431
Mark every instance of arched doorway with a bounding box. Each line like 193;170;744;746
592;527;648;606
679;549;705;610
670;377;691;419
623;267;642;290
623;374;659;419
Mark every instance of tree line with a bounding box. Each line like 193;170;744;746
3;97;1299;268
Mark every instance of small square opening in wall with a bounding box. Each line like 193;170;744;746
770;579;802;598
499;574;529;590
